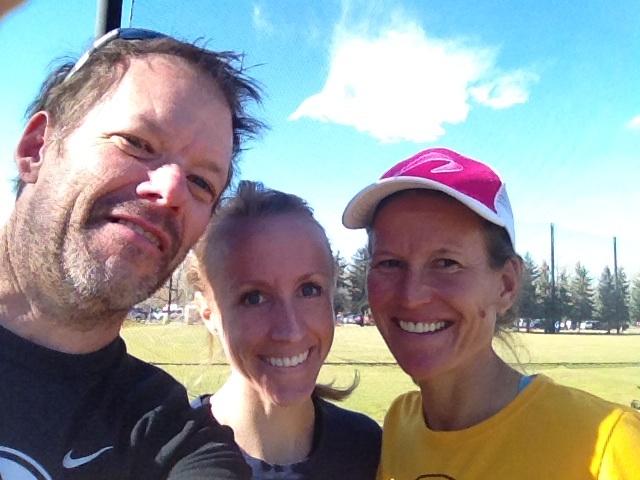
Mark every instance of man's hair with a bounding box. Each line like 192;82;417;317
15;35;263;197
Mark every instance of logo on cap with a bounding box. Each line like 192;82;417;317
396;153;464;176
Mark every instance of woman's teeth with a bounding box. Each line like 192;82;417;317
399;320;447;334
266;350;310;368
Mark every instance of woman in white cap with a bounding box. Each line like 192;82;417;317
189;180;381;479
342;148;640;479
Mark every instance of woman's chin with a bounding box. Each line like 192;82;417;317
397;355;451;384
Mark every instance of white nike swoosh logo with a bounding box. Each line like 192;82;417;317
62;446;114;469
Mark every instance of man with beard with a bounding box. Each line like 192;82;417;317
0;29;262;479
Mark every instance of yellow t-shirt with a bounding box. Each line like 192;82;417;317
378;375;640;480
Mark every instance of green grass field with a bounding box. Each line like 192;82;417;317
122;323;640;422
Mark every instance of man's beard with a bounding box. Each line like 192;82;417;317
21;190;182;331
60;230;171;325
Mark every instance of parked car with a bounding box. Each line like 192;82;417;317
340;314;363;325
161;304;183;316
129;307;149;321
583;320;607;330
528;319;544;329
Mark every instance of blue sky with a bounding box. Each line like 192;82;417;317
1;0;639;279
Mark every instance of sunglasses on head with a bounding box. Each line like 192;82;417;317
64;27;169;82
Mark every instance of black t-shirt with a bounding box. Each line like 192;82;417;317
203;396;381;480
0;324;250;479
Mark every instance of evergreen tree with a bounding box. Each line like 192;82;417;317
569;262;595;330
518;253;540;331
612;268;630;333
630;275;640;326
556;269;571;325
346;247;369;314
535;261;556;332
333;252;350;314
595;266;617;333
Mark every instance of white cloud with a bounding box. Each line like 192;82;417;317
470;70;538;109
290;18;538;143
626;115;640;130
252;4;274;35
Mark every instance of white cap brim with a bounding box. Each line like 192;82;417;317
342;176;515;247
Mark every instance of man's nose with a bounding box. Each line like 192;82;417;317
136;163;188;212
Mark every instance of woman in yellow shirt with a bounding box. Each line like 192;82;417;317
342;147;640;480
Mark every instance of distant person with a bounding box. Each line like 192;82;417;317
342;147;640;479
189;181;382;479
0;28;262;479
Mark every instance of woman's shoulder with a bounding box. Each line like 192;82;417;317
315;397;381;436
532;375;638;418
532;376;640;474
384;390;423;418
311;398;381;479
508;375;640;447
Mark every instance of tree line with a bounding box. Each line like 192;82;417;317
519;254;639;334
333;249;640;334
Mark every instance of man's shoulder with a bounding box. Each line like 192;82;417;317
121;352;183;390
116;356;251;478
117;351;189;417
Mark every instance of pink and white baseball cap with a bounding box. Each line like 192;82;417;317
342;147;515;247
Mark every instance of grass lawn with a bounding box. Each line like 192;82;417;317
122;323;640;423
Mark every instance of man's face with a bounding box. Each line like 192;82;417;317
17;55;233;324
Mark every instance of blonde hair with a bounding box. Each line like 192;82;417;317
189;180;357;401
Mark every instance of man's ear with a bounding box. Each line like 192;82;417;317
497;256;523;315
15;111;51;184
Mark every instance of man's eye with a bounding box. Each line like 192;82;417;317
299;283;322;298
187;175;215;197
434;258;460;269
118;134;154;154
241;291;265;306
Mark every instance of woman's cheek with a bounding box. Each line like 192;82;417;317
367;272;394;307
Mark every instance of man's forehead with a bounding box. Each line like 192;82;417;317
129;54;224;88
65;54;233;164
114;56;226;107
83;55;227;121
126;54;196;76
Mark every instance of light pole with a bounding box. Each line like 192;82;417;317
95;0;123;38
